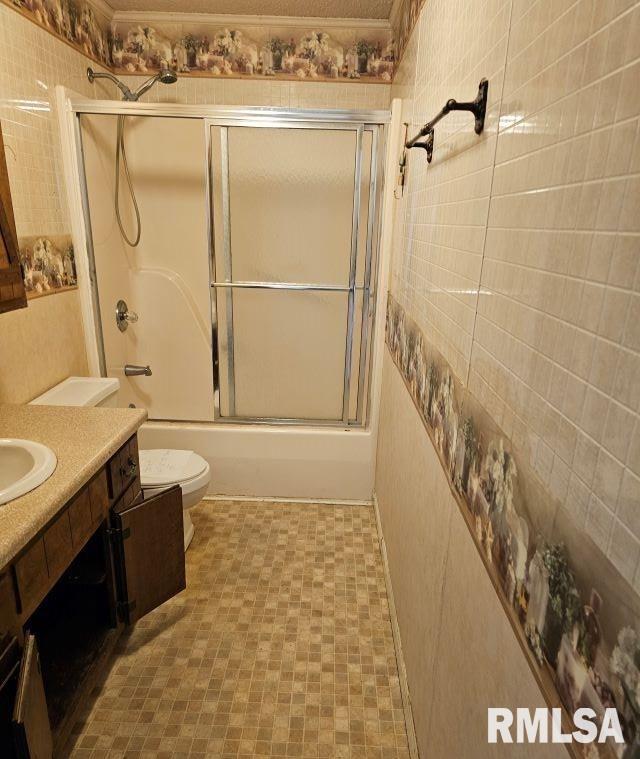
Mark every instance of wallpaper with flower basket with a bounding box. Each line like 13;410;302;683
110;22;394;83
391;0;425;65
17;235;77;299
2;0;428;83
5;0;112;66
386;293;640;756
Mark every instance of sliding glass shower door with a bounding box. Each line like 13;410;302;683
209;119;381;425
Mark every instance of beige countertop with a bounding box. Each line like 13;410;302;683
0;404;147;568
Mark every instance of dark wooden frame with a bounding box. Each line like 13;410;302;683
0;121;27;314
0;433;186;758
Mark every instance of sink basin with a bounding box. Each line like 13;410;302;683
0;439;57;506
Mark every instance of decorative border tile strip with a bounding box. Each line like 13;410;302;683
385;292;639;756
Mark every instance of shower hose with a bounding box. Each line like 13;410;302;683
115;115;141;247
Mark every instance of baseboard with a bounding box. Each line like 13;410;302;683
202;495;374;507
372;492;420;759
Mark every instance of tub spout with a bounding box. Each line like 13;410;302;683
124;364;152;377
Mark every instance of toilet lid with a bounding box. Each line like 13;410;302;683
139;449;208;487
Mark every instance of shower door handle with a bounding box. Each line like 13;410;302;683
124;364;152;377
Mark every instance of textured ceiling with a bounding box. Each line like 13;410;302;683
107;0;394;19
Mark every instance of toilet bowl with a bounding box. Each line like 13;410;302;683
139;449;209;550
29;376;210;550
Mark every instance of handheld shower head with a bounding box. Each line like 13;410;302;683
131;68;178;100
159;69;178;85
85;64;178;248
86;66;177;101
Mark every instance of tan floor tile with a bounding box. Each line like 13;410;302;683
67;501;409;758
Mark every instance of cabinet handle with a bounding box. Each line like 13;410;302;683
120;457;138;478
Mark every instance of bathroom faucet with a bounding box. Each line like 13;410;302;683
124;364;152;377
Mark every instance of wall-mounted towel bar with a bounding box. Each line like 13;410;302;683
405;78;488;163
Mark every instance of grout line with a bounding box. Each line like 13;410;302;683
465;0;516;389
372;493;420;759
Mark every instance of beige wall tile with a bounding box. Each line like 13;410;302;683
380;0;640;753
0;290;88;403
376;352;452;751
376;352;566;758
0;5;102;399
387;0;640;587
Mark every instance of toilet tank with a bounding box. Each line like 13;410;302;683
30;377;120;408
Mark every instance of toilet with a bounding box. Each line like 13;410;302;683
30;376;210;550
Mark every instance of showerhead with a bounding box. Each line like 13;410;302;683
86;66;177;101
132;68;178;100
159;69;178;85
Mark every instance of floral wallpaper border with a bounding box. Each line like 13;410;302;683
386;293;640;757
390;0;426;68
2;0;396;84
18;235;78;299
4;0;112;66
110;22;394;83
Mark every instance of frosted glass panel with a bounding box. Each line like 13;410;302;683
210;122;379;424
227;127;357;286
218;289;349;420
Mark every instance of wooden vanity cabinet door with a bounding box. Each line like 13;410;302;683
111;486;185;625
12;633;52;759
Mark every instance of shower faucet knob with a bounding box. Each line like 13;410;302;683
116;299;139;332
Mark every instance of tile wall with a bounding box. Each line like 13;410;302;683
473;0;640;591
379;0;640;753
108;73;391;110
0;2;100;402
387;0;640;610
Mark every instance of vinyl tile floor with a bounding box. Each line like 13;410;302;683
66;500;411;758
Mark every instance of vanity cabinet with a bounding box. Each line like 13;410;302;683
0;433;185;758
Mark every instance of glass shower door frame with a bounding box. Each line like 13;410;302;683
205;117;383;428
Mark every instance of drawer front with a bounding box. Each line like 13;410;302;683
88;469;109;528
43;510;74;582
69;488;94;549
14;539;48;618
107;436;140;503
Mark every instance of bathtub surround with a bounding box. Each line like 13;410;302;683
376;0;640;755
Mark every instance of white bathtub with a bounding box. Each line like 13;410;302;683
138;421;375;502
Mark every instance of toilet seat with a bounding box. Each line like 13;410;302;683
140;449;208;489
140;449;211;552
